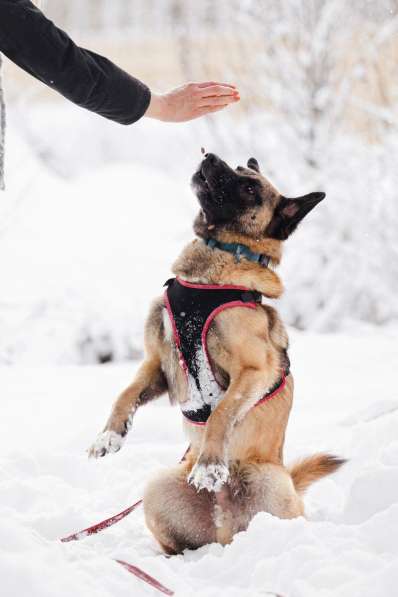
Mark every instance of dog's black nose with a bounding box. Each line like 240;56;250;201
204;153;218;165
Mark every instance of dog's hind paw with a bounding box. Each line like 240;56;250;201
88;430;124;459
188;461;229;492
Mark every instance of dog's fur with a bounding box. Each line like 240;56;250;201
89;153;345;554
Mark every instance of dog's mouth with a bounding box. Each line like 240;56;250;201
192;153;235;198
198;168;209;187
191;154;246;226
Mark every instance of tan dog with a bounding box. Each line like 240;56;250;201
89;153;344;554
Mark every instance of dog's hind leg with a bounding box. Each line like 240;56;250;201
198;463;305;545
213;486;235;545
144;462;304;554
143;462;216;554
204;463;304;545
242;462;304;522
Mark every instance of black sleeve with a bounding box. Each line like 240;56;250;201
0;0;151;125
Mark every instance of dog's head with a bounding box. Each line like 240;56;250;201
191;153;325;242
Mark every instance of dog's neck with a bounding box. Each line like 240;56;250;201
172;235;284;299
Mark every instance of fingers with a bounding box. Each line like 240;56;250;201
197;94;240;109
197;84;239;99
194;104;229;117
196;81;237;90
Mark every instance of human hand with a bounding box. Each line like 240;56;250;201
145;81;240;122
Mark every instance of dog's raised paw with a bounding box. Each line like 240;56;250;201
188;461;229;492
88;430;124;459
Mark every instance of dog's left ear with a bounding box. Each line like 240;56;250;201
247;157;260;172
265;192;326;240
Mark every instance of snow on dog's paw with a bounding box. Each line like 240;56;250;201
88;430;124;459
188;461;229;492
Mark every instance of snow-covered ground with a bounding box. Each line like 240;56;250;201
1;329;397;597
1;106;397;596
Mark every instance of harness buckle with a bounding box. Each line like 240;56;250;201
235;244;243;263
259;254;270;267
163;278;175;287
241;290;262;303
206;238;217;249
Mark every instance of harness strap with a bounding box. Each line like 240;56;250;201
164;278;261;404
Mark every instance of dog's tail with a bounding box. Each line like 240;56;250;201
289;453;346;495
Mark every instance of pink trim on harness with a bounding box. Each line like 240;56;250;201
255;373;287;405
183;373;288;426
176;276;252;292
189;299;287;425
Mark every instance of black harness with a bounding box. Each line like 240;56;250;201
164;277;289;425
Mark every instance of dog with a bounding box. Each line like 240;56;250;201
88;152;344;554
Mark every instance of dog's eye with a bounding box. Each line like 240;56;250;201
246;185;255;194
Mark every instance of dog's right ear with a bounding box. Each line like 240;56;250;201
265;192;325;240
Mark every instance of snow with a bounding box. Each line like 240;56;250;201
188;461;230;493
1;0;398;592
0;84;397;596
1;330;397;597
0;122;194;365
88;429;125;459
183;345;224;414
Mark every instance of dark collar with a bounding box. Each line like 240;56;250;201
204;238;270;268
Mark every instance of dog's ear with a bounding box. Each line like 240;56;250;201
265;192;325;240
247;157;260;172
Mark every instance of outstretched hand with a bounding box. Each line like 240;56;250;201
145;81;240;122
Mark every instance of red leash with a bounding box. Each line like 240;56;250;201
59;431;285;595
116;559;174;596
60;499;143;543
60;498;175;595
61;446;191;543
59;446;192;594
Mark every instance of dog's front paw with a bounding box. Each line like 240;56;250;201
188;460;229;492
88;430;125;459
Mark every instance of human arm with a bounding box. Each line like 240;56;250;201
0;0;150;124
0;0;240;124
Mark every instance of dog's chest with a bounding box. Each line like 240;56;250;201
163;277;261;424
